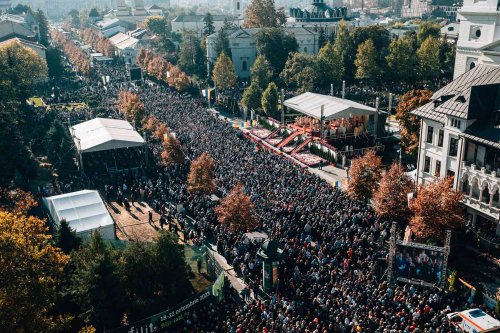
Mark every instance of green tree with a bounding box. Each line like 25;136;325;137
203;13;215;36
178;31;206;77
144;15;170;36
212;52;237;90
34;9;49;47
261;82;279;116
69;9;81;28
88;7;100;21
417;36;441;80
250;54;273;89
242;81;263;112
255;27;298;75
69;232;125;331
54;219;81;254
46;120;76;178
439;36;456;79
243;0;284;28
386;36;417;81
213;26;231;58
0;41;48;102
280;52;317;92
333;20;353;80
417;21;441;44
317;41;344;88
46;47;65;78
355;39;379;81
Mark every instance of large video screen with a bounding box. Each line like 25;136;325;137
130;67;142;81
394;244;444;285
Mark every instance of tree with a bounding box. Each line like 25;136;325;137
417;21;440;45
251;54;273;89
373;163;414;223
213;26;231;58
386;36;417;82
215;184;256;230
203;13;215;36
333;20;353;79
0;41;48;102
409;177;465;242
347;150;382;201
417;36;441;80
88;7;100;21
212;53;237;90
242;81;263;112
178;31;205;77
161;135;184;166
69;232;125;331
68;9;81;28
439;36;456;79
144;15;170;36
355;39;379;81
188;152;216;194
0;188;38;214
243;0;283;28
280;52;317;92
116;91;146;125
167;65;191;91
0;210;70;332
261;82;279;116
256;28;298;74
396;89;432;156
54;219;82;254
317;41;344;88
46;47;65;78
46;120;77;178
351;25;390;79
34;9;50;47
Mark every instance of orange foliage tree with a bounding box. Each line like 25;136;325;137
347;150;382;202
82;28;116;57
215;184;256;231
372;163;414;223
409;177;465;242
161;136;184;166
0;188;38;214
188;152;216;194
51;29;91;75
116;90;146;125
396;89;432;156
143;115;169;139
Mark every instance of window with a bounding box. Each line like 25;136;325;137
470;62;476;70
450;118;461;129
426;126;434;144
237;1;240;10
424;156;431;173
449;138;459;157
438;129;444;147
242;60;247;71
435;160;441;177
447;170;455;183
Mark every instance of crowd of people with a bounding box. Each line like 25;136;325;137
48;61;477;333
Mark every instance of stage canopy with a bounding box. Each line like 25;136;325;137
71;118;145;153
43;190;115;239
284;92;377;120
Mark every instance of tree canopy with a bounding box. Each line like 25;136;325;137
255;28;298;75
251;54;273;90
212;53;237;90
243;0;286;28
347;150;382;201
188;152;216;194
215;184;256;230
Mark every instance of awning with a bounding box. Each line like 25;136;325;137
284;92;377;120
71;118;145;153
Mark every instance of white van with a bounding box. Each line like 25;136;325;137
447;309;500;333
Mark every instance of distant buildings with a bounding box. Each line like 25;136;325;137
289;0;349;23
0;37;46;59
207;27;318;79
0;12;39;42
171;15;242;37
0;0;11;12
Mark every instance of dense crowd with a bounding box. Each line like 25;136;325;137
51;63;475;333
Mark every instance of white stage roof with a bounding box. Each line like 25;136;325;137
71;118;145;153
284;92;377;120
43;190;114;235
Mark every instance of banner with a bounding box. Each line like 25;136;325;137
106;272;225;333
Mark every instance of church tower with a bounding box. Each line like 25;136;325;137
453;0;500;78
232;0;245;17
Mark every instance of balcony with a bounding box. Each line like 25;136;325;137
460;162;500;220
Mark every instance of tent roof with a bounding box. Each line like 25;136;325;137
43;190;114;234
284;92;377;120
71;118;145;153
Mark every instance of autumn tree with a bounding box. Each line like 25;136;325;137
116;90;146;125
409;177;465;242
161;135;184;166
167;65;191;91
188;152;216;194
396;89;432;156
373;163;414;223
347;150;382;202
0;210;70;332
355;39;379;81
0;188;38;214
241;81;263;112
251;54;273;90
215;184;256;230
212;52;237;91
261;82;279;116
243;0;285;28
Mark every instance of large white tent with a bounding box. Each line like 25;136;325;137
43;190;115;239
71;118;145;154
284;92;377;120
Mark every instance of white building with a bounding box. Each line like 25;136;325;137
0;12;39;42
109;32;140;64
171;14;242;37
0;37;46;59
207;27;318;79
453;0;500;78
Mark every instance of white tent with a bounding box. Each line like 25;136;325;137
71;118;145;154
43;190;115;239
284;92;377;120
